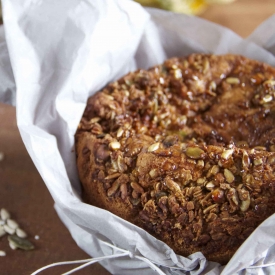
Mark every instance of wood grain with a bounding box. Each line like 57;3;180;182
201;0;275;37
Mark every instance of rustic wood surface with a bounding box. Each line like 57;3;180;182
0;1;274;274
201;0;275;37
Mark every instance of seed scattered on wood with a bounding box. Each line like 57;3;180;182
0;250;6;256
0;225;6;238
16;228;27;239
3;225;15;235
7;219;19;230
9;241;17;250
8;235;34;250
0;208;10;221
0;152;4;161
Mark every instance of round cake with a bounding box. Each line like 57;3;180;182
75;54;275;264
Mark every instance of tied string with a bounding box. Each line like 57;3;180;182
30;240;166;275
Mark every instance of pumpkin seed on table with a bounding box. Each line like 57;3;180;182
16;228;27;238
0;208;10;221
0;225;6;237
0;151;4;161
8;235;34;251
0;250;6;256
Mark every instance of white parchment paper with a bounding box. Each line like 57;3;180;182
0;26;15;105
1;0;275;274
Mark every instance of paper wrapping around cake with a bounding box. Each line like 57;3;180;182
1;0;275;274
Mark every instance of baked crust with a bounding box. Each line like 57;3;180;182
75;54;275;264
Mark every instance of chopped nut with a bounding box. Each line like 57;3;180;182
197;178;206;185
109;141;121;150
203;204;217;214
221;149;234;160
203;59;210;74
242;151;250;169
149;169;158;179
205;181;215;191
120;183;128;200
209;81;216;91
89;117;101;124
254;158;263;166
227;188;239;206
117;128;124;138
197;160;204;168
165;177;182;195
105;173;121;180
209;165;219;176
148;142;160;152
174;69;182;79
131;182;144;194
240;193;250;212
226;77;240;84
263;79;275;87
224;169;235;183
261;95;273;104
187;201;195;211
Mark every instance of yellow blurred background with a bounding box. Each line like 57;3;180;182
135;0;275;37
135;0;236;15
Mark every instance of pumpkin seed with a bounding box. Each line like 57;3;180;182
186;147;204;159
3;225;15;235
0;250;6;256
8;235;34;250
0;208;10;221
7;219;19;230
16;228;27;238
0;225;6;237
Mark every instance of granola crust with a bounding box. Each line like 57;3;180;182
75;54;275;264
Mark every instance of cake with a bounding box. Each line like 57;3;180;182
75;54;275;264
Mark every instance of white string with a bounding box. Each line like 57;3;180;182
30;240;167;275
246;262;275;269
30;259;96;275
62;252;129;275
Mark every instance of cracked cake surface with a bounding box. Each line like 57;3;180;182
75;54;275;264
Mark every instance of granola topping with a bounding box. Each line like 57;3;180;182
76;54;275;264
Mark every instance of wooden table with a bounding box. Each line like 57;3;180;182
201;0;275;37
0;1;274;274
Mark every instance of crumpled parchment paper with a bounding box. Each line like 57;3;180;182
1;1;275;274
